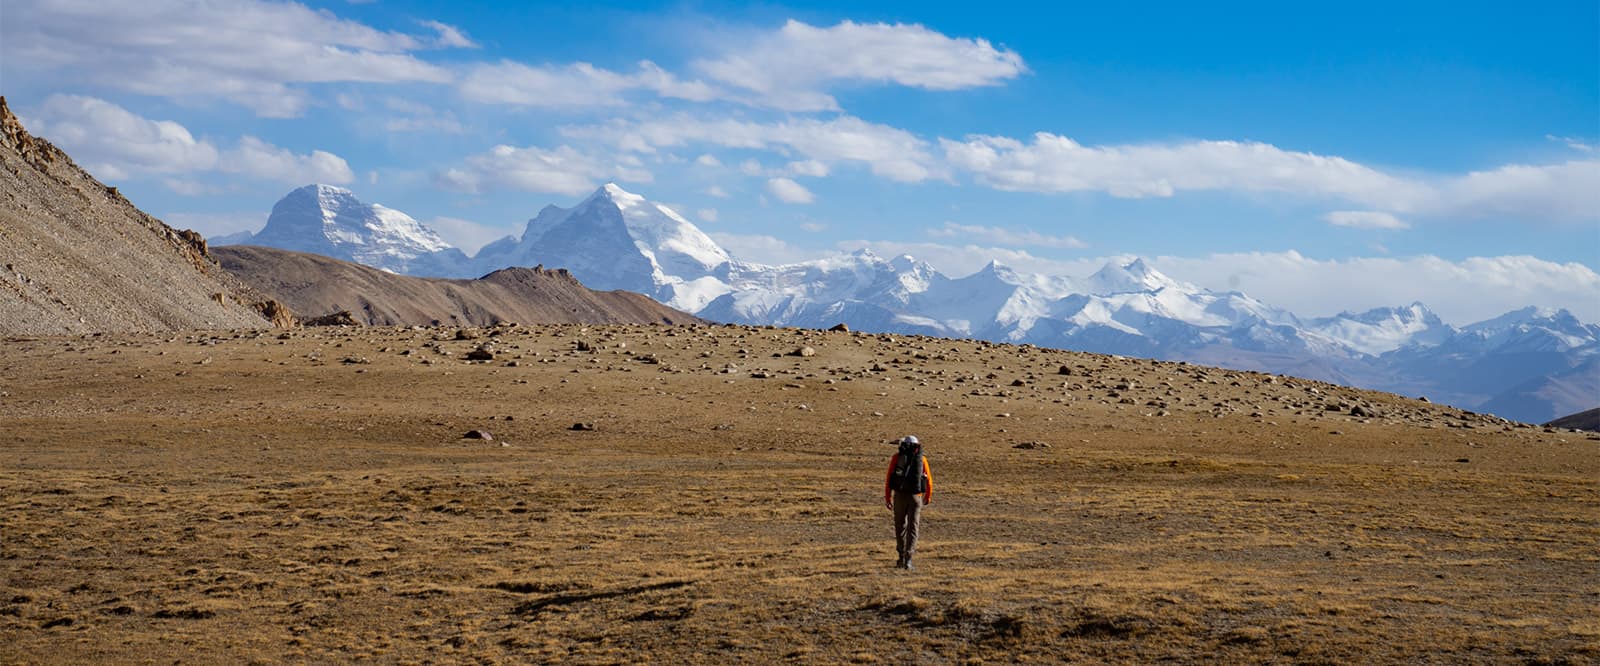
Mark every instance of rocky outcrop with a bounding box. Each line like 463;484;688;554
0;96;281;334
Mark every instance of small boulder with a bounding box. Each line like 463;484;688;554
828;323;849;332
789;346;817;357
465;347;495;361
1013;441;1050;450
570;422;596;432
463;430;493;441
454;329;477;341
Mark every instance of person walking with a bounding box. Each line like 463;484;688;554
884;435;933;570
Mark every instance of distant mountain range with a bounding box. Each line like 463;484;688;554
214;244;700;328
219;183;1600;423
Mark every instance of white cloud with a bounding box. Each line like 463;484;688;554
227;137;354;185
29;95;218;179
28;94;351;186
695;154;722;167
942;132;1600;224
1440;160;1600;221
420;20;477;49
706;185;730;198
707;232;817;265
800;222;827;233
786;160;830;177
1547;134;1595;153
766;178;815;204
929;222;1087;249
437;144;650;195
564;115;941;183
1148;252;1600;324
697;208;719;222
2;0;459;117
1322;211;1409;230
425;216;511;254
458;60;717;108
694;19;1025;111
941;133;1428;205
739;159;766;176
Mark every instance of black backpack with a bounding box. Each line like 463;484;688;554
890;443;927;494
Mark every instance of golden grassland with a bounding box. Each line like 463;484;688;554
2;323;1596;664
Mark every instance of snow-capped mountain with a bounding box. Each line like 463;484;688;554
230;183;1597;424
471;183;732;309
244;184;468;275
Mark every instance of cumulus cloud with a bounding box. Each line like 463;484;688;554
694;19;1025;111
706;185;730;198
695;154;722;167
563;115;940;183
436;144;650;195
2;0;460;117
942;132;1600;224
707;232;818;265
929;222;1087;249
459;60;717;108
228;137;354;184
1322;211;1409;230
29;95;218;179
1440;160;1600;221
766;178;815;204
941;133;1428;205
29;95;352;186
786;160;830;177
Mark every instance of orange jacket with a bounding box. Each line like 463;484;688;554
884;452;932;505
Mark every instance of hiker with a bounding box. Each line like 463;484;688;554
884;435;933;569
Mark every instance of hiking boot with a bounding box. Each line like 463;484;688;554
903;558;914;571
894;555;906;569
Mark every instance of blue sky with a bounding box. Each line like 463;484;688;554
3;0;1596;323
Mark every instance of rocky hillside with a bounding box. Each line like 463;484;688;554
0;97;278;334
214;245;702;327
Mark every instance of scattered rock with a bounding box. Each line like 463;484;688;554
304;310;360;327
570;422;596;432
454;329;477;341
465;347;495;361
463;430;493;441
789;346;817;357
1057;365;1073;375
1013;441;1050;449
828;323;849;332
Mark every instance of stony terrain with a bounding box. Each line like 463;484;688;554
214;245;702;327
0;98;275;334
2;322;1595;663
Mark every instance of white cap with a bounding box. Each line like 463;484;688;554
900;435;919;445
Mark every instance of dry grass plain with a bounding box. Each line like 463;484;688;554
2;323;1596;664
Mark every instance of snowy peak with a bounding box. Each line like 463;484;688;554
1085;258;1185;295
1308;302;1452;356
472;183;734;311
252;184;456;274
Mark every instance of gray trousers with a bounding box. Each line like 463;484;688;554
892;490;924;560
